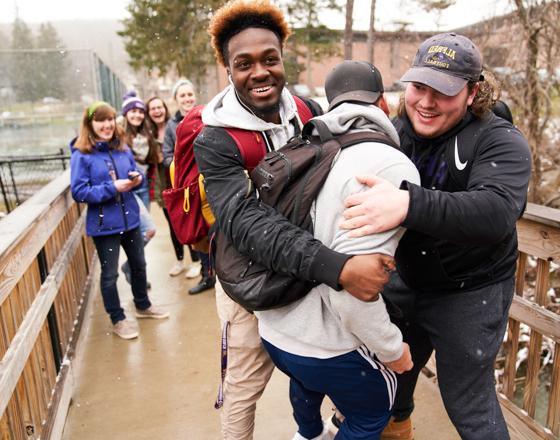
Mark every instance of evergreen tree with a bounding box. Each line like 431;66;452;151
10;17;39;102
118;0;225;82
36;22;67;99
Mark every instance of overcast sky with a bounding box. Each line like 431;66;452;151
1;0;511;31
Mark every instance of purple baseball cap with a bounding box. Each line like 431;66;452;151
401;33;484;96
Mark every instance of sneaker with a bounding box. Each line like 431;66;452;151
168;261;185;277
381;417;414;440
188;277;216;295
185;261;202;279
291;421;334;440
135;305;170;319
113;320;139;340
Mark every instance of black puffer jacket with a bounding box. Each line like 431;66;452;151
394;110;531;292
193;88;349;290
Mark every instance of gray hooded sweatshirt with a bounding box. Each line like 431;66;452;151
202;85;303;148
256;102;421;363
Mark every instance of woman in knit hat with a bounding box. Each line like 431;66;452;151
162;79;196;168
120;91;158;288
121;90;160;209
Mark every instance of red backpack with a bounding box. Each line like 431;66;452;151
162;97;314;245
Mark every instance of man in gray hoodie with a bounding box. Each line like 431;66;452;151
255;61;418;440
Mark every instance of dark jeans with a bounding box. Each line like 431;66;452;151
162;207;184;261
199;251;213;278
92;227;151;324
262;340;392;440
383;272;514;440
189;246;200;263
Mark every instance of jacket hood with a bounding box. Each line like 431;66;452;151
173;110;184;123
202;85;302;132
68;136;77;153
312;102;400;146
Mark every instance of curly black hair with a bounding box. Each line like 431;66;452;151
208;0;290;66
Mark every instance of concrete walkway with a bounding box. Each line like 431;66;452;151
62;206;458;439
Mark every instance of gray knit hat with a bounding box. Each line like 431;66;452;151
172;79;194;99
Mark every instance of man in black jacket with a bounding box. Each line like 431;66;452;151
194;1;392;438
340;33;531;440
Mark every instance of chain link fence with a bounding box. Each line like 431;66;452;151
0;49;126;214
0;150;70;214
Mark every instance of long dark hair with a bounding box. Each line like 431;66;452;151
145;96;170;140
123;109;159;164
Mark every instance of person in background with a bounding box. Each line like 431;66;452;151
121;91;160;209
120;91;158;288
163;79;215;294
339;33;531;440
70;101;169;340
145;96;188;283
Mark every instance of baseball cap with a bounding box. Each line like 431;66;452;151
401;33;484;96
325;61;384;111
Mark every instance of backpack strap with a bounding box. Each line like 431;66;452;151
224;96;317;171
294;95;314;124
336;131;400;151
302;119;334;142
302;118;399;151
225;128;267;171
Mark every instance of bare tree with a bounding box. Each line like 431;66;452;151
417;0;457;28
344;0;354;59
366;0;377;64
509;0;560;204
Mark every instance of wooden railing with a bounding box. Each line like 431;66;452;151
499;203;560;440
0;172;558;439
0;170;97;439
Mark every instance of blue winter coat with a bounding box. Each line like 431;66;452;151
70;140;142;236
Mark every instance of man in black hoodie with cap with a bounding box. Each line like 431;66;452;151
340;33;531;440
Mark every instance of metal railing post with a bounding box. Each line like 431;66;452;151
37;248;63;372
0;164;12;213
7;161;20;207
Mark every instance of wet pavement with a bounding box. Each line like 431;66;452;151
62;206;458;439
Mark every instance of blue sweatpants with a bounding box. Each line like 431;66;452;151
262;339;395;440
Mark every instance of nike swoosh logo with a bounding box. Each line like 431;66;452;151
454;137;467;171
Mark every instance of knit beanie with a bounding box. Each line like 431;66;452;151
171;79;193;99
121;90;146;115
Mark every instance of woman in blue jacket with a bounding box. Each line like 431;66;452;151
70;101;169;340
